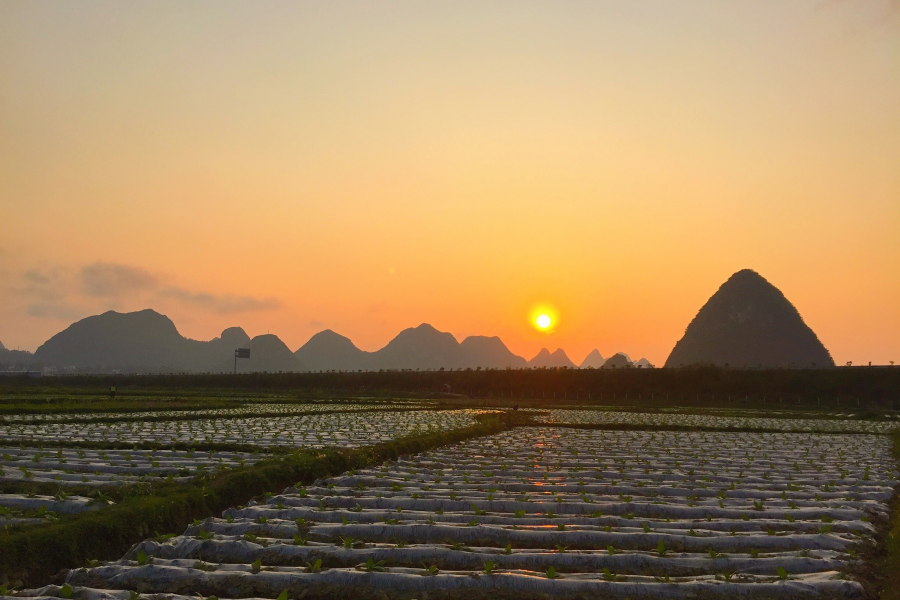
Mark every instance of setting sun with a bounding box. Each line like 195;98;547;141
530;305;558;333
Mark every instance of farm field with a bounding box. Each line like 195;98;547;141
0;493;106;529
537;408;900;433
0;405;490;543
0;409;483;448
0;447;264;486
0;402;421;423
0;389;897;600
13;425;895;599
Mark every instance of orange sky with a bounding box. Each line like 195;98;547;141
1;1;898;366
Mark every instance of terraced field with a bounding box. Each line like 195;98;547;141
34;426;895;599
538;409;900;433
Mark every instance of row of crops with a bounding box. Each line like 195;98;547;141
0;408;483;534
536;409;900;433
0;410;483;448
2;405;898;599
13;426;892;599
0;447;263;485
0;402;421;424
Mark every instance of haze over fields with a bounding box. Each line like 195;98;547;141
1;2;898;366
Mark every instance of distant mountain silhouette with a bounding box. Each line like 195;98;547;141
0;345;39;370
225;334;301;373
601;353;633;369
528;348;577;369
32;309;261;372
215;327;252;351
458;336;528;369
35;309;193;371
580;349;605;369
634;358;654;368
26;310;663;373
295;330;367;371
369;324;459;370
665;269;834;368
294;325;528;371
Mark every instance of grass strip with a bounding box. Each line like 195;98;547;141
876;428;900;600
0;411;532;588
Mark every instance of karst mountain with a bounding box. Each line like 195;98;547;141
665;269;834;368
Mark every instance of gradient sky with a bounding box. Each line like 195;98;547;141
1;1;898;366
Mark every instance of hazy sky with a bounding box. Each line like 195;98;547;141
1;1;898;365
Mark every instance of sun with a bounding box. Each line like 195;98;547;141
529;304;558;332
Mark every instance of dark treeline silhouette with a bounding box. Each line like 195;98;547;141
2;366;898;408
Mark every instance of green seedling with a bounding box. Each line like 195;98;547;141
657;540;667;556
546;566;560;579
360;557;386;572
304;559;323;573
483;560;496;574
60;585;74;599
777;566;788;580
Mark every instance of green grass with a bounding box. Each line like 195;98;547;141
876;429;900;600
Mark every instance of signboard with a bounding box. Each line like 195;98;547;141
236;348;251;359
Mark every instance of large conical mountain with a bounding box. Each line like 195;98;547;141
665;270;834;368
